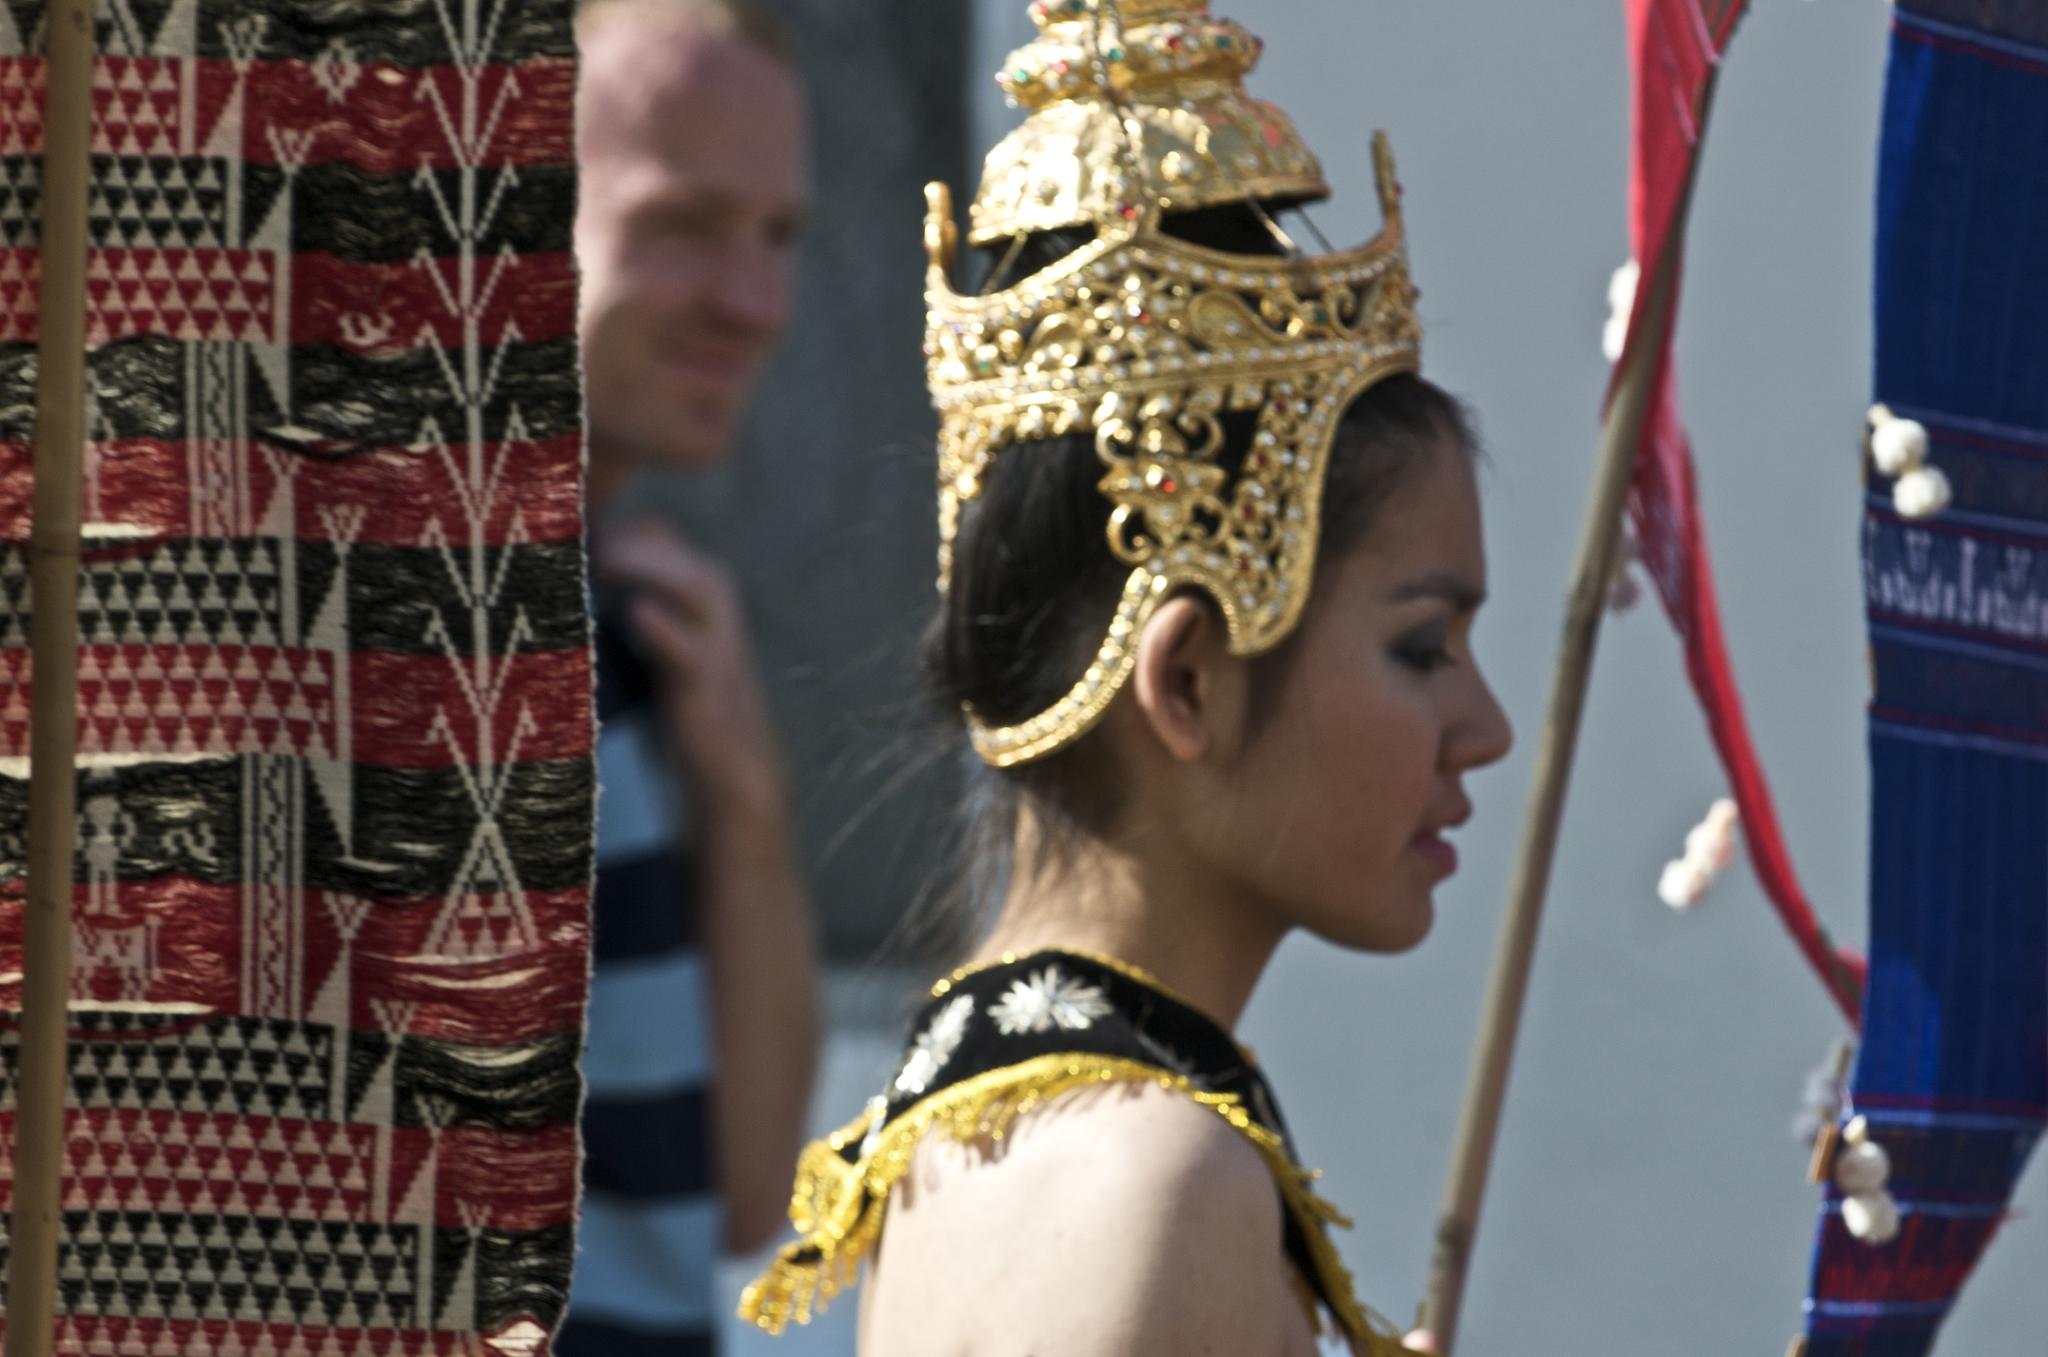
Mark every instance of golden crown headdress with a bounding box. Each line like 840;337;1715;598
927;0;1423;767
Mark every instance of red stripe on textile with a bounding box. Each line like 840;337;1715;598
0;880;588;1042
1621;0;1862;1023
1870;705;2048;749
1917;424;2048;459
0;435;583;548
433;1125;580;1230
291;250;577;349
0;1113;570;1232
0;249;575;348
352;649;596;767
335;893;591;1042
0;875;242;1012
1895;14;2048;77
0;647;590;765
0;56;575;170
1813;1211;2007;1303
0;1109;381;1220
280;432;584;545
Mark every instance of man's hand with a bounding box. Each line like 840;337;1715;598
597;521;789;831
596;520;818;1254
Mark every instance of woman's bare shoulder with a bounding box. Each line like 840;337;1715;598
863;1080;1295;1356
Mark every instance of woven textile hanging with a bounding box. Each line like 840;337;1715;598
1800;5;2048;1353
0;0;591;1350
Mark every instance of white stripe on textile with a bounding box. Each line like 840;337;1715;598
569;1191;723;1327
582;950;714;1097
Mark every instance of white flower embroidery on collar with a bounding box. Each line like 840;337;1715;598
988;965;1114;1036
893;993;976;1097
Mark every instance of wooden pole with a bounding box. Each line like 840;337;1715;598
1417;98;1716;1356
6;0;96;1349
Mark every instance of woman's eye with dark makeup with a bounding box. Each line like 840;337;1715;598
1393;624;1453;673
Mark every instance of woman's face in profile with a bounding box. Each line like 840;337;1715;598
1216;435;1513;953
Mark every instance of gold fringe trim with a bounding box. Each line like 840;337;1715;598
736;1053;1409;1355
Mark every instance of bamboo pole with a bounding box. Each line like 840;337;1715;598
1416;92;1717;1356
5;0;97;1348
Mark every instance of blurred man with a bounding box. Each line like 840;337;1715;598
563;1;817;1351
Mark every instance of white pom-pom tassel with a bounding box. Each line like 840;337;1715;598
1893;465;1952;520
1834;1139;1892;1194
1602;259;1640;363
1658;857;1712;910
1683;798;1740;873
1842;1190;1902;1245
1869;416;1929;477
1657;797;1741;911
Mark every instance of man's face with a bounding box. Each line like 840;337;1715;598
575;20;807;471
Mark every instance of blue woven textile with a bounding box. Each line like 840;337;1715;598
1802;8;2048;1353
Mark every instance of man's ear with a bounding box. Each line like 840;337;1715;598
1129;593;1245;764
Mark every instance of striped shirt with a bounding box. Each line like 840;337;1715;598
559;614;720;1357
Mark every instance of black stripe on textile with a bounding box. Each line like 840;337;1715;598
3;0;575;67
287;163;576;260
0;1014;338;1122
580;1087;715;1199
33;1211;427;1327
344;1028;582;1130
0;538;589;656
436;1223;575;1334
338;540;591;655
0;755;594;898
0;336;582;445
268;341;584;448
591;852;699;962
0;159;574;260
553;1317;714;1357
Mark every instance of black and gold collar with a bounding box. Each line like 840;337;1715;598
740;950;1404;1354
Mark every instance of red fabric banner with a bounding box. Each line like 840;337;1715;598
1619;0;1863;1021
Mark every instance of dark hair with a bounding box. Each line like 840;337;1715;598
913;206;1475;938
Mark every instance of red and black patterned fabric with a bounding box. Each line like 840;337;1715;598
0;0;589;1351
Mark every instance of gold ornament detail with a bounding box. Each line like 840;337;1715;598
928;2;1424;767
976;0;1325;244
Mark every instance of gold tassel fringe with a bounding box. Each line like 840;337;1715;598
737;1053;1408;1354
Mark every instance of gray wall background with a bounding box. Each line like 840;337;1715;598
703;0;2048;1351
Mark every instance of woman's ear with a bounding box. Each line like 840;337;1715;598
1129;593;1246;764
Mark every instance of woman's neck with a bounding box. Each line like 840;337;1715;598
973;816;1287;1030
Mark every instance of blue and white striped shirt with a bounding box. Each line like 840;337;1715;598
560;616;720;1356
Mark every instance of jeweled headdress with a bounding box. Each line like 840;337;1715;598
927;0;1423;767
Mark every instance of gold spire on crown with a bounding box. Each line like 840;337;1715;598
928;1;1423;769
972;0;1326;244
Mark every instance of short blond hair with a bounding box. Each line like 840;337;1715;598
576;0;791;63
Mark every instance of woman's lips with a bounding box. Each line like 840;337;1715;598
1410;831;1459;876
